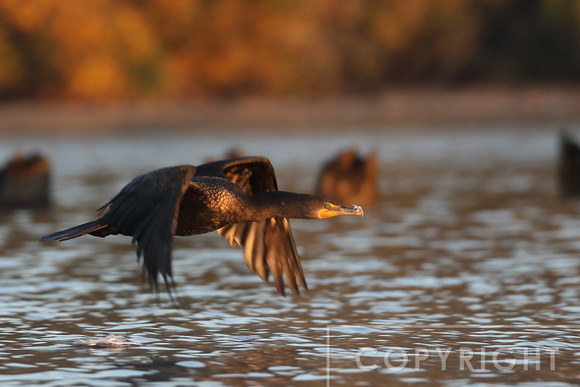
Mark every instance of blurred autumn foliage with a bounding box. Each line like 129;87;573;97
0;0;579;101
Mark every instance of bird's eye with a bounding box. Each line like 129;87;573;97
325;204;331;209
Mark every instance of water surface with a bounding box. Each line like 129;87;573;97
0;127;579;386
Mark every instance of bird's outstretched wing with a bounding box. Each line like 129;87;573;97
198;157;307;296
99;165;196;291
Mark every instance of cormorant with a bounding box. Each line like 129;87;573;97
203;148;245;163
316;149;378;206
40;157;364;296
0;152;51;210
558;131;580;198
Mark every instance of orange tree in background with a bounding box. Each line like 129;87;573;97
0;0;578;101
0;0;160;99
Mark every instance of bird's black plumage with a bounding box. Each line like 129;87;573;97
558;132;580;198
316;149;378;206
40;156;364;296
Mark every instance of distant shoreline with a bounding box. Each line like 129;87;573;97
1;86;580;134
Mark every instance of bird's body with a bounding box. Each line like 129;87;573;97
0;152;51;210
316;149;378;206
175;175;247;235
41;157;363;296
558;132;580;198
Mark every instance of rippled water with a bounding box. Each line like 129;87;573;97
1;126;580;386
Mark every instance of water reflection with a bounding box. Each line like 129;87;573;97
0;128;579;385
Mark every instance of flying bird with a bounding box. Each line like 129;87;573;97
40;157;364;296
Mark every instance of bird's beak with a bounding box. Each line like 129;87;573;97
318;204;364;218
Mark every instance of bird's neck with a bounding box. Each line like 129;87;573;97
244;191;313;220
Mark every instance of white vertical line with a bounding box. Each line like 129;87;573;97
326;325;331;387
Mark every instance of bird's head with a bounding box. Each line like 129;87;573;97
315;199;364;219
278;194;364;219
250;191;364;220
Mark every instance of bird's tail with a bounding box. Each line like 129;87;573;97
40;220;107;242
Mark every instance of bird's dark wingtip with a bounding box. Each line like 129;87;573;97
276;283;286;298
